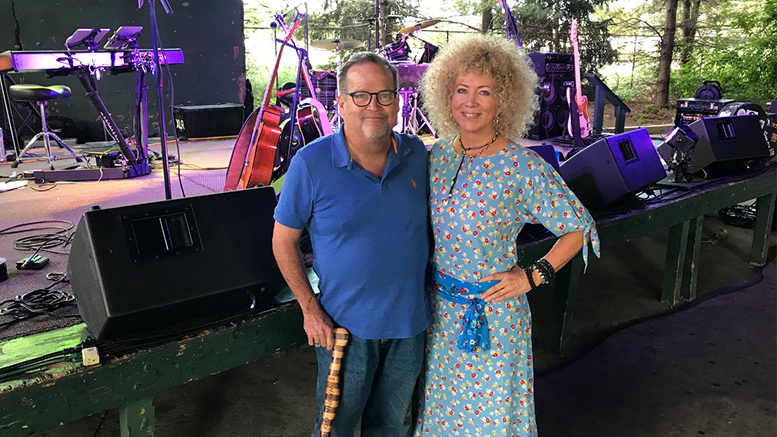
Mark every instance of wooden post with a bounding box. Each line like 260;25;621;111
681;216;704;301
119;397;155;437
614;106;627;134
750;192;777;266
662;220;690;306
593;84;605;135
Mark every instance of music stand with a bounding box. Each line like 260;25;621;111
104;26;143;50
65;28;111;51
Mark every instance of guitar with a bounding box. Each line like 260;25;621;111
223;15;301;191
566;20;591;139
273;99;332;181
271;11;333;180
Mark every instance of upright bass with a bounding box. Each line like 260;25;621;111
223;17;302;191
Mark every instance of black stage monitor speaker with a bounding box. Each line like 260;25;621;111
559;128;666;209
67;187;285;341
658;115;770;174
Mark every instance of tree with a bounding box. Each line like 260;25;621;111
656;0;679;107
510;0;618;75
678;0;701;70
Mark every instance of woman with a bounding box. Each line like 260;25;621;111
414;34;600;436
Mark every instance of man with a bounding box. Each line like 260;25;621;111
272;52;431;437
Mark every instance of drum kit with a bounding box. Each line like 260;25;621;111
307;19;441;136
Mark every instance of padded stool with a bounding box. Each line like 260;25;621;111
9;84;81;169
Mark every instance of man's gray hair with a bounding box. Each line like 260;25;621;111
338;52;398;93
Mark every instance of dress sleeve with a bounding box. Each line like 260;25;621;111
515;148;601;268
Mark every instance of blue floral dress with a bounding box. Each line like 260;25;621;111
415;137;600;437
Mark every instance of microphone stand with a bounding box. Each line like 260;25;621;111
374;0;380;49
146;0;174;199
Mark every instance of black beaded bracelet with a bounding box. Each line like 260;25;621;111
523;266;538;291
533;258;556;284
534;265;548;284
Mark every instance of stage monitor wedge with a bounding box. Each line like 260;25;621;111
559;128;666;210
67;186;285;341
687;114;769;170
659;114;770;174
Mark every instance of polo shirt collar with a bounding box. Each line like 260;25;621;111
331;128;410;168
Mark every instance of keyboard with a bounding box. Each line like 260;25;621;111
0;48;184;72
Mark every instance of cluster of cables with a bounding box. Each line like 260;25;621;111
718;203;757;229
0;273;77;329
0;341;85;380
2;220;75;256
0;220;78;329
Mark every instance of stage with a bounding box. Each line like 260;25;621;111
0;136;775;436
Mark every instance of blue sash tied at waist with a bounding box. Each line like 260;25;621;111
429;269;498;352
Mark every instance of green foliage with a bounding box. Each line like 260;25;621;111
452;0;498;17
610;66;661;101
244;2;274;27
597;0;774;106
246;66;301;102
511;0;618;75
672;0;777;104
308;0;424;48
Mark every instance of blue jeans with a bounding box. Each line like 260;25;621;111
311;330;425;437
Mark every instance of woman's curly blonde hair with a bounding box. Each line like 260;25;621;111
420;34;539;141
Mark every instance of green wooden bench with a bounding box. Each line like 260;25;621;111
519;164;777;355
0;274;317;437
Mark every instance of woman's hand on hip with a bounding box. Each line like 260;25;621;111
479;267;531;303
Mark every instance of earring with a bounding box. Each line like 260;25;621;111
493;114;500;131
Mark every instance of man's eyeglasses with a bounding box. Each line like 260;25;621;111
342;90;398;107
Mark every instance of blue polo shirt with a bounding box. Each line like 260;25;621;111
274;129;432;340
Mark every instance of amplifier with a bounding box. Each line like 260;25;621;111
674;98;734;126
529;52;573;76
174;103;244;140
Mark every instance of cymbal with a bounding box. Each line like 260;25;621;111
311;38;364;51
398;19;440;34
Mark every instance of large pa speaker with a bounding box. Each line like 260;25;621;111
529;75;574;140
559;128;666;209
658;115;770;174
528;53;574;141
67;187;285;341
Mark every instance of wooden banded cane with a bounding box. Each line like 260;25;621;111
320;327;350;437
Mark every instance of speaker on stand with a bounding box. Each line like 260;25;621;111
528;52;574;141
